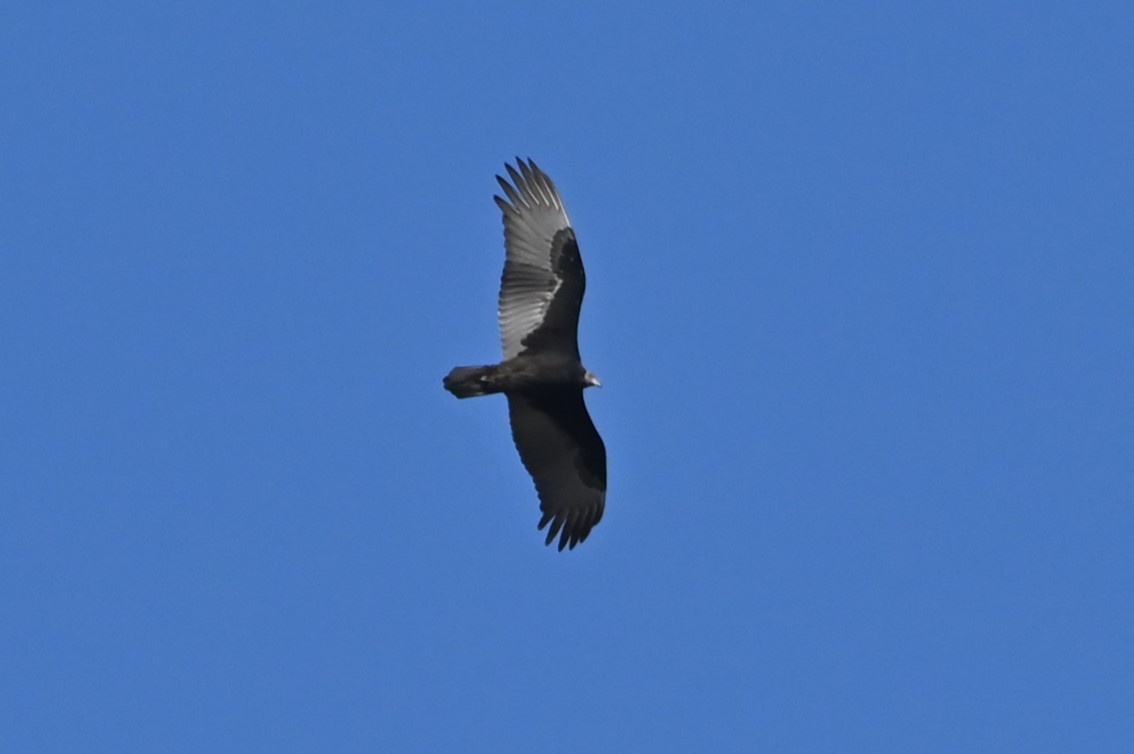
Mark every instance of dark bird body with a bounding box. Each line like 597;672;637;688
444;159;605;551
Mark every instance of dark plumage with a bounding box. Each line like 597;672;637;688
443;159;606;551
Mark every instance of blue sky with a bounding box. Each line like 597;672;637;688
2;2;1132;751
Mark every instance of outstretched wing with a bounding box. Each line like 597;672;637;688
507;391;606;550
495;159;586;360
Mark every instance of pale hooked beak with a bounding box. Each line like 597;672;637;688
584;371;603;388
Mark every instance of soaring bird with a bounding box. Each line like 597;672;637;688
444;159;606;551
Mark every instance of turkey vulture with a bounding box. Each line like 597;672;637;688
443;159;606;551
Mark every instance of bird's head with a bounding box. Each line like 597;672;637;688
583;370;602;388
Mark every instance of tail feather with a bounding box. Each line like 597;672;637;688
443;365;501;398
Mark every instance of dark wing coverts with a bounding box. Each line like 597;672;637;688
495;160;585;360
507;393;606;550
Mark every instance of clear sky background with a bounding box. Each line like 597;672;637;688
2;2;1132;752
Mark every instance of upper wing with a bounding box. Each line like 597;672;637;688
495;159;586;360
507;391;606;551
